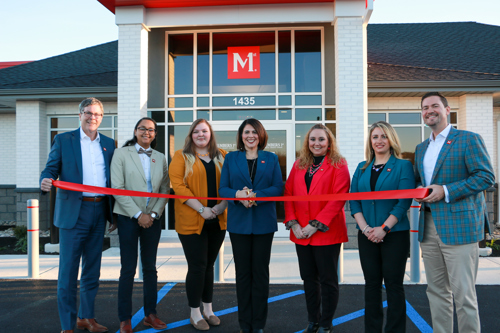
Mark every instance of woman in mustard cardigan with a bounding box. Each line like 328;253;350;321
169;119;227;331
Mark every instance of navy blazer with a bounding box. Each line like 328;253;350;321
350;155;415;232
40;128;115;229
219;150;284;234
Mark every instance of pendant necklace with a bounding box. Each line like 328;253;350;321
308;157;325;177
197;152;209;157
372;163;385;172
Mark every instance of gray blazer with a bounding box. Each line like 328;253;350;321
111;145;169;218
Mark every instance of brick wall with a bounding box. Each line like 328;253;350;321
15;101;49;227
459;94;495;173
16;101;47;188
117;24;149;147
0;186;16;222
334;17;367;248
0;114;16;185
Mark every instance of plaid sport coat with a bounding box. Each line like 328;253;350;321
414;127;495;245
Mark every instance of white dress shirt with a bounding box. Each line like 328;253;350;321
133;143;153;218
423;124;451;202
80;127;106;197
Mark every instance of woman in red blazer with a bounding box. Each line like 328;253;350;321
284;124;350;333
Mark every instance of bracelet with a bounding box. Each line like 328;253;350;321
362;225;369;234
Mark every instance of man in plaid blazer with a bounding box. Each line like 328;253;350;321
414;92;494;333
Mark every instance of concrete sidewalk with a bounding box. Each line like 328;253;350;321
1;235;500;285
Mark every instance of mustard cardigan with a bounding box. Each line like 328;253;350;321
169;149;227;235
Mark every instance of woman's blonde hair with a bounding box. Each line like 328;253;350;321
361;121;402;170
296;124;346;169
182;119;224;180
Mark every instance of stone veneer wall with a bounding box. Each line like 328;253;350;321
0;185;16;222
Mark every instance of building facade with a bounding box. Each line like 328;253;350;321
0;0;499;246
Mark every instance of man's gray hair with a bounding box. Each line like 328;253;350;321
79;97;104;114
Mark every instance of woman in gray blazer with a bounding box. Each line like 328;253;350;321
111;117;169;333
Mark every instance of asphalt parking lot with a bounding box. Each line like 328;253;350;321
1;280;499;333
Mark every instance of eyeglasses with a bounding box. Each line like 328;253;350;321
81;111;103;119
137;127;156;134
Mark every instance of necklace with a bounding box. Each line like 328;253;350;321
197;152;209;157
372;163;385;172
308;157;325;177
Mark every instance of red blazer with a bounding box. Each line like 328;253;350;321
284;159;350;246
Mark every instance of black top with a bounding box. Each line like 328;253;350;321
370;163;386;191
247;158;258;184
305;155;325;193
200;159;219;224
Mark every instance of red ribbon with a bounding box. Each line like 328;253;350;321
52;180;429;202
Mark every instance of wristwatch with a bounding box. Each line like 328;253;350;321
382;224;391;233
197;206;205;214
150;212;158;219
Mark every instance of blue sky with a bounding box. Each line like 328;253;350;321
1;0;498;61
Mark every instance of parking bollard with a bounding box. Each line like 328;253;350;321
27;199;39;278
410;200;421;283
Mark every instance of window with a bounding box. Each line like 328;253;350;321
162;27;335;163
368;111;458;163
49;115;118;148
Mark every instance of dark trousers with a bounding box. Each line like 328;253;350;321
178;222;226;308
296;243;341;328
58;200;106;330
117;214;161;322
358;230;410;333
230;232;274;331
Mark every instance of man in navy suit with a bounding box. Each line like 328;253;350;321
40;98;116;333
414;92;494;333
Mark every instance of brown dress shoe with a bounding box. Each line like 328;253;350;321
143;313;167;330
61;330;74;333
120;319;133;333
76;318;108;333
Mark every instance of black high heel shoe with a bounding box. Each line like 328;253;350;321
303;322;320;333
318;326;333;333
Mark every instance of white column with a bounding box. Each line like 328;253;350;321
334;17;368;176
16;101;47;188
459;94;495;172
117;22;149;147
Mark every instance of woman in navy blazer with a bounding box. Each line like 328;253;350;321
219;118;283;333
350;121;415;333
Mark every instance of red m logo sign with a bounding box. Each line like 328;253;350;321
227;46;260;79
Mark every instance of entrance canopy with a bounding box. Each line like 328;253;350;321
98;0;339;13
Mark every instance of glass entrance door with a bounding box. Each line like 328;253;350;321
212;122;293;238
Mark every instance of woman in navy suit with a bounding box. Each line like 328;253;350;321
219;118;283;333
350;121;415;333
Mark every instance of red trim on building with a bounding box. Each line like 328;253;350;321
98;0;335;13
0;61;33;70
